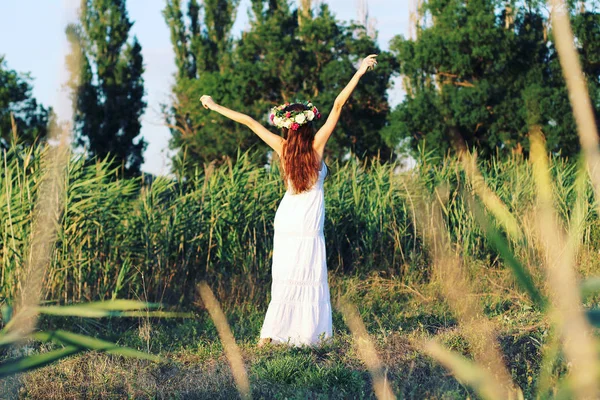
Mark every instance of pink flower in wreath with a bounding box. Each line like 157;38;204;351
291;122;300;130
270;114;275;122
286;112;291;118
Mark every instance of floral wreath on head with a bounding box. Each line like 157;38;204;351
269;100;322;131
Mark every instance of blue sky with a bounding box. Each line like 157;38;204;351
0;0;409;175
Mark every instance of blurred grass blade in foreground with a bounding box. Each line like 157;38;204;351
0;346;81;378
34;330;161;361
403;178;518;396
530;130;599;398
423;340;515;400
468;197;546;309
339;299;396;400
462;151;523;242
0;328;163;378
36;305;190;319
548;0;600;210
199;282;251;399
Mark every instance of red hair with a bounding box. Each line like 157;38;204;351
281;103;320;193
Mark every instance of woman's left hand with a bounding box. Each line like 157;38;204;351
200;95;216;110
358;54;378;75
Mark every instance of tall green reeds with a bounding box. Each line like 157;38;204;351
1;147;598;306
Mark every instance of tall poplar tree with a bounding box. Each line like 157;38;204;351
164;0;396;172
69;0;147;176
163;0;243;171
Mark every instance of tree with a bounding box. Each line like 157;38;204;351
163;0;396;173
0;56;50;148
384;0;598;159
163;0;244;172
571;9;600;136
236;0;397;160
68;0;147;176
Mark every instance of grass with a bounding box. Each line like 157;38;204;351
2;135;600;398
0;265;577;398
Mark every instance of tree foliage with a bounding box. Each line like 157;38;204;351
0;56;50;148
68;0;147;176
163;0;396;173
385;0;600;159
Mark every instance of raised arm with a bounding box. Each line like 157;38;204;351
200;95;284;156
313;55;378;157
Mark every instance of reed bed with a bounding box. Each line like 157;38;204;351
1;146;598;308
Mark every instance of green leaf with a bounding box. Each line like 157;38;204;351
46;330;161;362
37;306;190;319
0;346;81;378
475;205;547;309
0;327;161;377
78;300;161;310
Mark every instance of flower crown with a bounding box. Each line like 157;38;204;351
269;100;322;130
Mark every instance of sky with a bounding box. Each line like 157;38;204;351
0;0;410;176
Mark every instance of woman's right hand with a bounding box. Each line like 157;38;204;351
358;54;378;75
200;95;216;110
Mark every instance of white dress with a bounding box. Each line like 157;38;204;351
259;161;333;346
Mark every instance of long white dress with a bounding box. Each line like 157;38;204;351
259;161;333;346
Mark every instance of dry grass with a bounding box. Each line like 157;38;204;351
8;121;71;338
1;271;561;399
530;131;599;398
198;282;251;399
338;299;396;400
401;177;519;397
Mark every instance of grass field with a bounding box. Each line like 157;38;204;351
2;141;600;398
4;271;558;399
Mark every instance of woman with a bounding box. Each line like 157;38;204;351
200;54;378;346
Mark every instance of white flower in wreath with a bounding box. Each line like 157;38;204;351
295;113;306;124
273;116;283;127
283;119;292;129
305;110;315;121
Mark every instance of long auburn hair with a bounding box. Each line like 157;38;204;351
281;103;321;193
